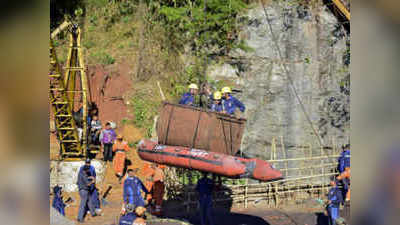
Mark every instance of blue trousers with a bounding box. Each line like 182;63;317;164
328;205;339;225
199;199;214;225
90;188;101;209
127;195;145;207
78;189;95;221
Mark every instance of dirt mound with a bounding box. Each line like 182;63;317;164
120;124;143;144
88;63;133;127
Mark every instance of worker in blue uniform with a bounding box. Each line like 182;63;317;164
338;144;350;173
179;83;199;106
210;91;224;113
123;169;149;207
79;158;96;177
52;185;66;216
77;165;97;222
79;159;101;211
196;172;215;225
326;180;343;225
119;203;137;225
221;87;245;116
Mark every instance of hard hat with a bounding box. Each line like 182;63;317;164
221;86;232;93
213;91;222;100
135;206;146;216
188;83;199;90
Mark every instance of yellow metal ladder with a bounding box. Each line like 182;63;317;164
49;40;84;159
331;0;350;21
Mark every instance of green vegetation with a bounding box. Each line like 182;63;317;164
130;89;160;138
51;0;252;160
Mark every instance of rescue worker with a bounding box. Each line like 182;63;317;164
100;122;117;162
326;180;343;225
77;165;97;222
119;203;136;225
337;167;351;202
196;172;215;225
90;115;102;145
113;135;130;182
142;163;155;211
210;91;224;113
123;169;149;207
221;87;245;117
78;159;101;212
338;144;350;173
52;185;66;216
79;158;96;177
152;164;165;216
133;206;147;225
179;83;199;106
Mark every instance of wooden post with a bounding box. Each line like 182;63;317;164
271;137;276;160
309;144;313;177
245;178;248;208
280;136;288;177
275;183;279;208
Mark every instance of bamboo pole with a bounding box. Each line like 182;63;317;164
245;178;248;208
280;136;288;178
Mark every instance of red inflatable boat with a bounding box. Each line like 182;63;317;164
138;139;282;181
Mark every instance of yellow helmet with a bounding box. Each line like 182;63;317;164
213;91;222;100
221;86;232;94
188;83;199;90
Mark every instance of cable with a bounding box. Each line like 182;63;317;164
258;0;324;147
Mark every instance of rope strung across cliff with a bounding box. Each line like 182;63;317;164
258;0;324;147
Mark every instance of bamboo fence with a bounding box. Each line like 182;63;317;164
169;136;344;211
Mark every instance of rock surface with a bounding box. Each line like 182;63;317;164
207;2;350;178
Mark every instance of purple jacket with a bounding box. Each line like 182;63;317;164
100;129;116;144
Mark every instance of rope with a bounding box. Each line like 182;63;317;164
258;0;324;147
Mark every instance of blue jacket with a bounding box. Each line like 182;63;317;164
79;165;96;177
123;176;148;206
179;92;195;106
210;102;224;112
77;170;91;191
196;177;214;206
223;95;245;115
328;186;343;208
119;212;136;225
338;149;350;173
52;186;66;216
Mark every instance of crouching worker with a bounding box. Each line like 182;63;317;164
179;83;199;106
119;203;136;225
52;185;66;216
326;180;343;225
123;169;149;207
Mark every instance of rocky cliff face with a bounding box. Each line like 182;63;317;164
208;2;349;173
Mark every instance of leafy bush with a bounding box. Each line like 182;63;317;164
156;0;249;56
91;51;115;65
